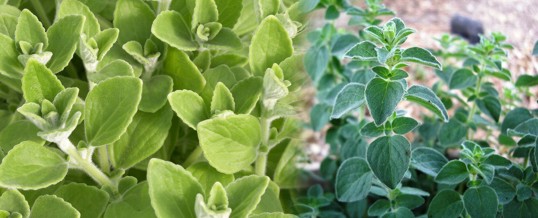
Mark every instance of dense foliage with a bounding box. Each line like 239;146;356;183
299;0;538;217
0;0;308;217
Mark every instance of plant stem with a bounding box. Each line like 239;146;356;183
30;0;52;28
255;117;271;176
183;146;203;167
97;146;111;174
95;14;113;29
466;75;484;139
56;139;116;190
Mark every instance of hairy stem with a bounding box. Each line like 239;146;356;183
97;146;111;174
56;139;116;190
255;117;271;176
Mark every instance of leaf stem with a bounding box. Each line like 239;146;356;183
183;146;203;167
466;74;484;139
30;0;52;28
97;146;111;174
255;117;271;176
56;138;116;191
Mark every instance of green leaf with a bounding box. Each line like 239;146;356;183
310;103;331;131
367;135;411;189
304;45;329;82
22;59;65;103
15;10;47;47
515;74;538;87
510;118;538;137
503;198;538;218
435;160;468;185
215;0;242;28
253;181;283;214
368;199;390;216
139;75;173;113
46;15;84;73
192;0;219;27
381;207;414;218
533;40;538;56
360;122;385;137
410;147;448;177
476;96;501;122
279;54;307;92
249;16;293;76
197;114;261;174
57;0;100;37
331;83;365;119
365;78;404;125
259;0;279;17
335;157;373;202
250;213;296;218
0;34;23;79
200;65;237;103
0;15;17;39
391;117;419;134
463;186;498;218
428;190;464;218
345;41;378;61
205;27;242;50
449;69;477;90
104;182;157;218
163;48;205;92
29;195;80;218
168;90;208;129
231;77;263;114
211;82;235;114
490;178;516;204
439;118;467;147
0;190;30;218
395;194;424;209
113;0;155;45
151;11;197;51
0;141;67;190
93;28;119;60
85;77;142;146
187;162;235;193
405;85;449;122
110;106;173;169
273;140;301;189
226;175;270;218
54;183;109;218
147;159;203;218
88;60;134;84
0;120;44;152
401;47;441;69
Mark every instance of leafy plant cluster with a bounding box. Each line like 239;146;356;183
0;0;309;217
298;0;538;217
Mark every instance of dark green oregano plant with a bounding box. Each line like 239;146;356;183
0;0;308;217
298;0;538;217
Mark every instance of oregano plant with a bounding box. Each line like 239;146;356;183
0;0;308;217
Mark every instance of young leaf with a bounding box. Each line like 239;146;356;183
168;90;208;129
0;120;44;152
368;199;390;217
151;11;197;51
360;122;385;137
304;45;329;82
463;186;498;218
211;82;235;114
113;0;155;44
15;9;47;47
46;15;84;73
401;47;441;70
85;77;142;147
0;141;67;190
335;157;373;202
104;182;157;218
365;78;405;125
163;48;206;92
110;106;173;169
253;181;283;214
345;41;378;61
381;207;414;218
192;0;219;27
54;183;110;218
391;117;419;134
249;16;293;76
93;28;120;60
331;83;366;119
197;114;261;174
515;74;538;87
449;69;477;90
147;159;203;218
226;175;270;218
230;77;263;114
411;147;448;177
22;59;65;103
205;27;242;50
29;195;80;218
427;190;464;218
139;75;174;113
187;162;235;193
435;160;468;185
367;135;411;189
439;118;467;147
57;0;100;37
405;85;449;122
88;60;134;84
0;189;30;218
